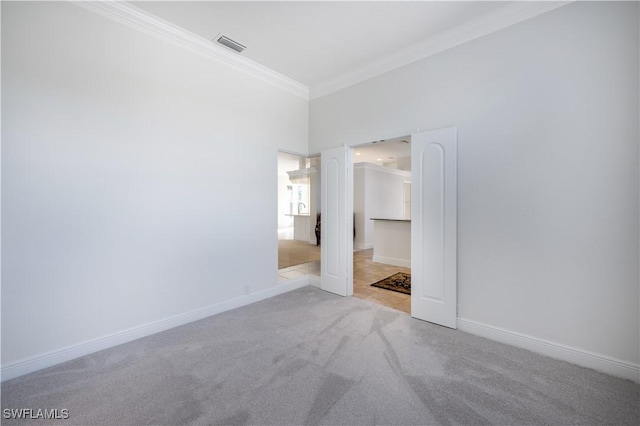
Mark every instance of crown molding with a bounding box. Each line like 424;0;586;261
73;1;570;102
310;1;572;100
74;1;309;100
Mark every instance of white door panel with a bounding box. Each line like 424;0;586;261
411;128;457;328
321;146;353;296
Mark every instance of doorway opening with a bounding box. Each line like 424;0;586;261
277;151;321;282
351;136;412;313
320;127;457;328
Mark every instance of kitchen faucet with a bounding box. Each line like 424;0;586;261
298;202;306;214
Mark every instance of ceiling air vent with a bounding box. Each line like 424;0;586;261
215;34;246;53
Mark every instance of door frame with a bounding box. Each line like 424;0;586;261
327;128;457;328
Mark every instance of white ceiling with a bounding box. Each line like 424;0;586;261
353;136;412;168
130;1;552;97
278;151;303;174
122;1;566;164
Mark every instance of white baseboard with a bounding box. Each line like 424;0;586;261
457;317;640;383
7;286;636;385
372;255;411;268
308;275;321;288
1;279;310;382
354;242;374;251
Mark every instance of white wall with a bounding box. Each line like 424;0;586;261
277;152;301;230
354;166;366;249
308;159;320;245
353;163;409;250
311;1;640;366
396;156;411;172
1;2;308;368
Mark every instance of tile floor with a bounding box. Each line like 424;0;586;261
278;239;320;270
352;249;410;314
278;245;410;314
278;261;320;282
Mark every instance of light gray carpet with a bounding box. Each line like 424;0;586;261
2;286;639;425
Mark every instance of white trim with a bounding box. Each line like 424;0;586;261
354;242;374;251
372;255;411;268
310;1;572;99
308;275;321;288
1;279;310;382
72;1;570;101
74;1;309;100
457;318;640;384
